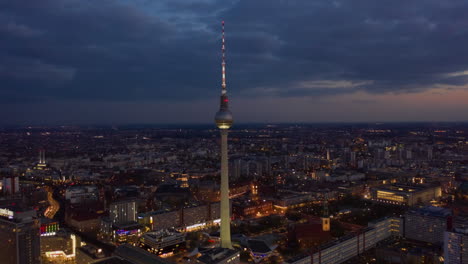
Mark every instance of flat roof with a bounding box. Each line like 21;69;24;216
197;248;239;264
113;244;169;264
408;206;451;217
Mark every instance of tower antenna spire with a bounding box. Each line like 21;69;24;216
221;21;226;94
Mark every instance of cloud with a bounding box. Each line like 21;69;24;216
1;0;468;122
0;56;75;82
0;22;43;37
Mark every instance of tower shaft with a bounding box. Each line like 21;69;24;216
220;130;232;248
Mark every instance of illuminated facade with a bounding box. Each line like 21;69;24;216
113;222;143;244
232;200;273;219
139;229;185;256
371;184;442;206
273;193;315;212
41;232;76;264
137;202;223;232
40;220;59;236
110;200;137;225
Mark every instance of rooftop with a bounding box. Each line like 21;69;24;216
197;248;239;264
408;206;452;217
90;257;133;264
113;244;169;264
247;239;273;253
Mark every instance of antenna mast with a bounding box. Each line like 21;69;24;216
221;21;226;94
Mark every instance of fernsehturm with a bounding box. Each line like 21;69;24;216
214;21;233;249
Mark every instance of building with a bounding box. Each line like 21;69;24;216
444;217;468;264
77;244;106;263
110;200;137;225
41;230;77;264
284;217;402;264
113;222;143;244
371;184;442;206
113;244;170;264
273;193;315;212
197;248;240;264
404;206;452;244
288;216;332;249
137;202;221;232
284;253;311;264
90;257;133;264
376;246;443;264
65;186;99;204
247;239;276;263
67;212;101;234
2;176;20;195
0;206;41;264
139;229;185;256
232;199;273;219
40;218;60;236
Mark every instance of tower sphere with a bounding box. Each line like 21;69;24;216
215;110;233;129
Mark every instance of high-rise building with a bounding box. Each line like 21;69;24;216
405;206;451;244
406;149;412;160
0;206;41;264
214;21;233;250
109;200;137;225
428;146;433;160
445;230;468;264
2;176;20;195
445;228;468;263
255;161;262;178
444;217;468;264
350;151;357;166
230;159;242;180
265;156;272;177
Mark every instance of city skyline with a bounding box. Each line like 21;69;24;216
2;0;468;125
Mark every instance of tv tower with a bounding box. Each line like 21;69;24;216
215;21;233;249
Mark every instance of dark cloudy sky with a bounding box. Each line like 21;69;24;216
1;0;468;125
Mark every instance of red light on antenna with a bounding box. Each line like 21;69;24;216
224;98;229;103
